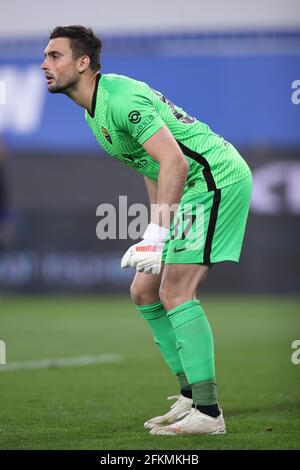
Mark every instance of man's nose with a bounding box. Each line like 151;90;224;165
40;59;47;70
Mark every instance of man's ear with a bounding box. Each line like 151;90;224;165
78;55;90;73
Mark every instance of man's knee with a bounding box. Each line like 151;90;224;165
159;264;211;310
159;284;190;311
130;279;160;306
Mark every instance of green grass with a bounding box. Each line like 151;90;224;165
0;295;299;450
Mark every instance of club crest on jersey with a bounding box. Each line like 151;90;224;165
101;127;112;144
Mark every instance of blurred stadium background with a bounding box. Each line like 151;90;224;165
0;0;299;450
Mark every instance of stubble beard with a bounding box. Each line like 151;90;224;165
48;71;78;94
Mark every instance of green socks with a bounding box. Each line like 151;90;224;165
167;299;218;406
137;299;218;407
137;301;184;376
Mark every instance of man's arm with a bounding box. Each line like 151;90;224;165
121;126;188;275
144;175;157;204
142;126;188;229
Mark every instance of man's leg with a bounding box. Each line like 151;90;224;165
130;268;193;428
149;263;226;435
159;263;220;416
130;267;190;391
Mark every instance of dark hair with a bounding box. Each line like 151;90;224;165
49;25;102;72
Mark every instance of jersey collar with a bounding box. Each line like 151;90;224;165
88;73;101;118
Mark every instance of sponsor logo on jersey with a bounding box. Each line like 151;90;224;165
137;114;154;133
101;127;112;144
128;110;142;124
122;154;148;169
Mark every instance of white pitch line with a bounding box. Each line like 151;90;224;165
0;353;124;372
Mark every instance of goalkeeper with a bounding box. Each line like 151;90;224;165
41;26;252;436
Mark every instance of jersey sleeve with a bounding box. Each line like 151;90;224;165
111;85;165;145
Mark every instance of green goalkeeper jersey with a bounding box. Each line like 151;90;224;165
85;73;251;194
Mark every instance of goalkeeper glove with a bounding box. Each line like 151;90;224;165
120;223;169;275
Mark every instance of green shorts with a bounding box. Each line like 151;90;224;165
162;175;252;264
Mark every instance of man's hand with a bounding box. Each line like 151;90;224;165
121;223;169;275
121;239;164;275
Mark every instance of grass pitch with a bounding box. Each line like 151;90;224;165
0;295;299;450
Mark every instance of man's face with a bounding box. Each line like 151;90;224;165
40;38;79;93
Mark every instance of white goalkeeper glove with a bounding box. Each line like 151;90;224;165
121;223;169;275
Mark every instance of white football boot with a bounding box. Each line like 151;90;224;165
150;407;226;435
144;394;192;430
